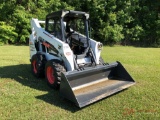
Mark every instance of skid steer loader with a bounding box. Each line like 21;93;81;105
29;10;135;108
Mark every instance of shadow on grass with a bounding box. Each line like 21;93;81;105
0;64;79;112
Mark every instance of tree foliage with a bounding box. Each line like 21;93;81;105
0;0;159;47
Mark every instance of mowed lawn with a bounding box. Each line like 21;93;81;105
0;45;160;119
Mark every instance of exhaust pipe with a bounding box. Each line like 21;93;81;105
60;61;135;108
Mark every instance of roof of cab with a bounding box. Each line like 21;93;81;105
46;10;89;20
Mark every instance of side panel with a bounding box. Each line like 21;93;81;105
29;34;37;59
90;38;102;64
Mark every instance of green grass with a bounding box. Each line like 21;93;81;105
0;45;160;119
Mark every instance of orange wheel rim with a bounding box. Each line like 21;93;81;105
47;66;55;84
32;60;37;73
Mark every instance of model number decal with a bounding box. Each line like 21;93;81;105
66;52;71;56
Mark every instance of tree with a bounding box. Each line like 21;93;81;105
0;22;18;45
0;0;159;46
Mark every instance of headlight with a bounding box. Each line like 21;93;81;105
98;43;103;50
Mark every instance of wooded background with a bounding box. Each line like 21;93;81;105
0;0;159;47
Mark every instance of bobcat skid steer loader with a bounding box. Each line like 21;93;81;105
29;10;135;108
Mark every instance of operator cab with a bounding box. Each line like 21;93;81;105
45;10;90;55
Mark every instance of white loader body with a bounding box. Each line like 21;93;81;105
29;10;135;108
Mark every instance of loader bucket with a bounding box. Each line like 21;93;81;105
60;61;135;108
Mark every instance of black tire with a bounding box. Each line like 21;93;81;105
45;60;66;90
31;54;46;78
